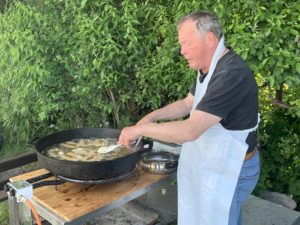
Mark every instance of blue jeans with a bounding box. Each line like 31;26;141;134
229;150;260;225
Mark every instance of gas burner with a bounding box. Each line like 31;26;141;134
58;169;138;184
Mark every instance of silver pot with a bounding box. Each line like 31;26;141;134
139;151;178;175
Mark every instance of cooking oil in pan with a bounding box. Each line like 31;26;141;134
43;138;132;162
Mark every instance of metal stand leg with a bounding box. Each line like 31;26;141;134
19;202;33;225
7;194;33;225
8;194;21;225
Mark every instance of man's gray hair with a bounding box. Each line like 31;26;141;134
177;11;223;40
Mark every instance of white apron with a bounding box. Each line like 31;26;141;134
177;37;259;225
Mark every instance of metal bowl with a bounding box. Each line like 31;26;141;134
139;151;178;175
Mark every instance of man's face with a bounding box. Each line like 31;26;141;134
178;20;209;71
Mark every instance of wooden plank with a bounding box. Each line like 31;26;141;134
10;168;169;222
0;151;37;172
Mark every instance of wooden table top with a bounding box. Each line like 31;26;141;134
10;168;172;222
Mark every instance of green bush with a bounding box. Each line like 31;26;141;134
256;110;300;201
0;0;196;144
0;0;299;202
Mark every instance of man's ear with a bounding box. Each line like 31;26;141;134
205;32;218;49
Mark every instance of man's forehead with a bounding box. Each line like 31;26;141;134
178;20;201;42
178;19;197;32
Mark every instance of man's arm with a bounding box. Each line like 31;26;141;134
119;109;221;146
137;93;194;125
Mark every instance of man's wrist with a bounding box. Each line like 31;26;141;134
145;114;155;123
137;121;154;137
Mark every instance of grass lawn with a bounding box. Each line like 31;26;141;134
0;201;9;225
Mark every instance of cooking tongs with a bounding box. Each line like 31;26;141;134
97;136;142;154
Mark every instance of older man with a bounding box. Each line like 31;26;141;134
119;10;260;225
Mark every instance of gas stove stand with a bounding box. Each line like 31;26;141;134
7;167;176;225
58;168;137;184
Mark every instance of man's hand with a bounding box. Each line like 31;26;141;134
118;125;142;147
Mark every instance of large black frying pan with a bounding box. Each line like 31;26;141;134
28;128;152;180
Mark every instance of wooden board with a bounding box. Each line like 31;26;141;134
10;168;169;222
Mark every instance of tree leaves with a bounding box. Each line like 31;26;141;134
80;0;87;9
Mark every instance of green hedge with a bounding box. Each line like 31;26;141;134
0;0;299;201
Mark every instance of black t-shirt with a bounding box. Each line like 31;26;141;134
190;49;258;152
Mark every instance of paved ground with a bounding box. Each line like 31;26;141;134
243;195;300;225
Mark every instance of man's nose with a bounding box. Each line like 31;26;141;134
180;46;186;55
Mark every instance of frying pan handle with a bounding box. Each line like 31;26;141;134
139;139;153;154
27;137;40;148
165;161;178;169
